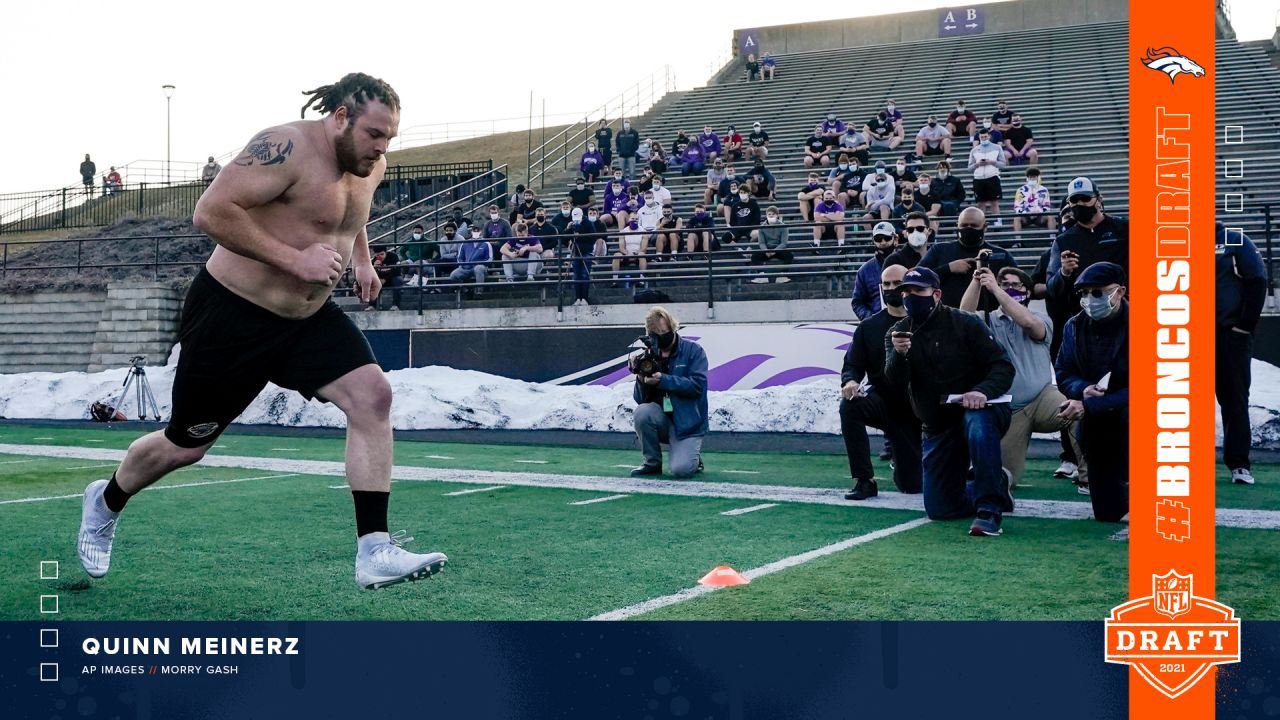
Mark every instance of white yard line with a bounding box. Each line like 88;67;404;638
64;464;116;471
569;494;629;506
720;503;778;516
423;455;456;460
270;448;300;452
588;517;933;620
513;459;549;465
444;485;508;497
0;473;300;505
2;443;1278;530
0;459;34;465
722;470;761;475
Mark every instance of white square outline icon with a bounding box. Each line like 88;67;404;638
39;561;58;580
40;629;59;648
40;663;59;682
1223;193;1244;213
39;595;58;614
1226;227;1245;246
1224;125;1244;144
1224;159;1244;178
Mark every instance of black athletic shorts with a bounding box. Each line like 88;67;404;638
973;176;1003;202
164;269;376;448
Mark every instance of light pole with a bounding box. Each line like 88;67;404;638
162;84;175;183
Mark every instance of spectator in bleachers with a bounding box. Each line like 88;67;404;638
1002;114;1038;166
970;117;1002;147
885;212;932;269
80;153;96;195
368;246;404;311
933;160;967;220
744;159;776;201
967;129;1006;223
654;204;683;260
435;221;465;277
399;225;440;282
201;156;222;183
610;166;629;189
747;121;770;160
595;120;614;167
671;129;692;157
852;221;900;319
569;177;595;211
616;119;641;178
1055;262;1129;522
840;262;922;501
483;204;513;244
804;124;833;168
883;99;905;141
601;181;631;228
636;138;652;168
636;189;663;236
812;189;846;247
528;207;560;261
892;185;926;224
570;208;605;306
828;154;864;207
500;222;543;281
715;163;740;206
723;125;744;162
650;175;671;208
648;142;669;176
509;189;543;224
104;167;123;194
912;172;942;224
1216;223;1267;485
705;160;729;205
864;109;901;151
749;206;794;284
612;217;650;285
888;157;917;187
921;206;1017;311
446;206;470;238
1046;177;1129;306
960;265;1083;491
697;125;722;162
762;52;777;80
685;203;715;255
580;143;605;182
860;163;896;221
821;113;846;145
718;178;742;224
724;186;762;247
636;167;657;193
1012;167;1056;241
884;266;1015;535
838;124;871;166
796;171;825;222
946;100;976;138
991;100;1014;135
602;176;627;209
915;115;953;159
678;140;707;177
508;184;527;210
449;226;495;291
745;53;761;82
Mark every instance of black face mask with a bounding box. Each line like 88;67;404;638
1071;204;1098;224
882;287;905;308
958;227;985;248
655;331;676;350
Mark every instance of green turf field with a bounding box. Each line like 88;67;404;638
1;423;1277;621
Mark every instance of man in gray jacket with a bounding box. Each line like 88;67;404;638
630;307;709;478
749;205;793;283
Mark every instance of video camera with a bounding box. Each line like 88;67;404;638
631;335;662;378
129;355;147;368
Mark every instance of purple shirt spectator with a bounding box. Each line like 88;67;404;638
698;131;722;155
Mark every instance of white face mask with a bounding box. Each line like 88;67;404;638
411;233;423;240
983;121;992;129
588;145;596;151
576;183;585;189
561;208;571;215
766;215;778;223
739;193;750;201
907;230;928;247
471;232;481;239
896;164;905;172
653;182;661;189
646;198;656;206
1026;178;1040;186
957;105;965;111
919;182;931;192
588;215;598;222
938;171;949;179
1080;289;1120;319
887;104;895;112
623;123;631;129
489;213;499;220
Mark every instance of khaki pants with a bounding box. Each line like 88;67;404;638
1000;384;1088;487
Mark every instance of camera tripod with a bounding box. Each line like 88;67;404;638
112;356;163;422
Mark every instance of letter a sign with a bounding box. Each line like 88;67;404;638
939;7;985;37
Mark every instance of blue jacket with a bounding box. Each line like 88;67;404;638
1216;224;1267;331
456;240;493;270
633;336;709;440
852;254;885;319
1056;303;1128;415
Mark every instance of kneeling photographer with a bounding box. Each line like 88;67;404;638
630;307;709;478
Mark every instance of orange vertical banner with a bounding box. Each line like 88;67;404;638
1117;1;1235;718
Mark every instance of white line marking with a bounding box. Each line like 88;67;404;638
328;484;347;490
64;464;116;471
589;518;932;620
722;470;761;475
0;473;300;505
270;448;300;452
444;485;508;497
423;455;455;460
32;437;54;440
0;459;34;465
720;503;778;516
612;464;636;469
3;443;1278;530
85;440;105;443
513;459;549;464
569;494;629;506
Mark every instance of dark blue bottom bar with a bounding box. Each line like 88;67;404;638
4;621;1276;718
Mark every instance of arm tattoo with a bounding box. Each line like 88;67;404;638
234;132;295;167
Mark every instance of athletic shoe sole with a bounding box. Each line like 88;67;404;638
968;525;1003;537
1232;476;1255;485
359;556;448;590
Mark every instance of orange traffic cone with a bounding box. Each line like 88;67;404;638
698;565;750;586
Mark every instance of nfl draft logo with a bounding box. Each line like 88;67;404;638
1141;47;1206;83
1105;571;1241;698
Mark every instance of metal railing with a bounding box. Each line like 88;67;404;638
526;67;675;191
366;164;510;250
0;181;211;235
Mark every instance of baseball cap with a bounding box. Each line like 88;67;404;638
872;221;897;238
900;267;941;290
875;161;886;171
571;208;583;222
1075;261;1126;288
1067;177;1099;200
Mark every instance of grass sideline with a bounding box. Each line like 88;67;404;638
1;423;1276;621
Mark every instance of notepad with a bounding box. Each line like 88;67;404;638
944;394;1013;404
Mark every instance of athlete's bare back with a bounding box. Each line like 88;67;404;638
194;101;398;319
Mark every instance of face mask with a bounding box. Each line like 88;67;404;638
655;331;676;349
838;163;848;170
896;164;905;172
470;232;482;239
882;287;905;308
576;183;585;189
588;145;596;151
695;211;707;219
535;215;545;222
928;120;937;127
612;186;622;194
979;136;991;144
766;215;778;223
907;230;928;247
1025;178;1039;186
646;199;656;206
411;233;423;240
1006;289;1029;305
982;121;992;129
887;104;896;112
663;212;672;218
938;171;949;179
588;215;598;222
623;123;631;129
653;182;662;189
904;293;936;325
827;115;835;122
1072;203;1098;224
901;197;913;205
614;175;623;181
739;193;750;201
1012;119;1022;126
561;208;571;215
957;105;965;112
490;213;499;220
628;221;639;230
918;182;931;193
957;227;985;247
1081;290;1119;320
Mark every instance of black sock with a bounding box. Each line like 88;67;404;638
351;491;390;538
103;472;132;513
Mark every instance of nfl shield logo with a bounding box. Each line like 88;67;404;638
1153;570;1193;620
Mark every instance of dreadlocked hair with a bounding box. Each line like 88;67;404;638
300;73;400;120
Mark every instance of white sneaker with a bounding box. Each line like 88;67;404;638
775;276;791;284
355;532;448;590
78;479;120;578
750;273;769;284
1053;461;1079;480
1232;468;1255;485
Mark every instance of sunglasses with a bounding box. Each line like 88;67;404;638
999;282;1026;290
1078;287;1118;298
873;235;895;242
1068;195;1094;204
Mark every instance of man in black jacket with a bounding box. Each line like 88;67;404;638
1045;177;1128;305
885;267;1015;536
920;206;1017;310
616;119;641;179
1215;223;1267;485
840;263;922;500
594;120;614;167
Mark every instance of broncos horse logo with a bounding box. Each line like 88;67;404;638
1141;47;1206;83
